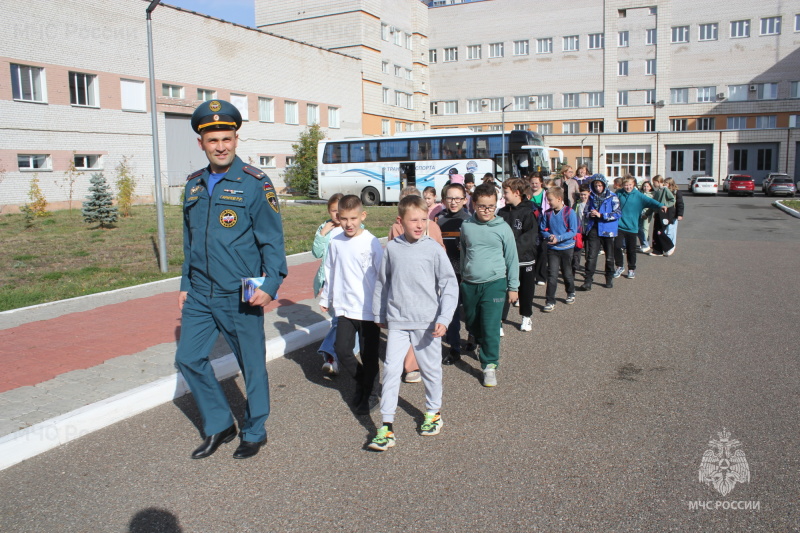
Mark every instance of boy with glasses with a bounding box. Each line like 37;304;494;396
459;184;519;387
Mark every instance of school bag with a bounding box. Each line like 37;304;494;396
543;206;582;249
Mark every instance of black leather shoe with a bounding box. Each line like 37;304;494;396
606;278;614;289
191;424;236;459
232;438;266;459
578;283;592;292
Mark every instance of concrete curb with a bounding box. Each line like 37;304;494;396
773;200;800;219
0;319;331;471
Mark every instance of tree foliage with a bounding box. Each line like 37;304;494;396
284;123;325;197
115;156;136;217
20;174;50;227
82;172;118;228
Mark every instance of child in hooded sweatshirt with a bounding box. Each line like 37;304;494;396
369;195;459;452
460;183;519;387
615;176;666;278
580;175;620;290
572;185;591;274
497;178;538;333
539;188;578;312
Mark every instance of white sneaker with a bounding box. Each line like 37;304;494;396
321;354;338;375
513;300;520;307
520;317;532;332
482;364;497;387
499;327;504;337
664;248;675;257
641;246;651;253
536;280;545;286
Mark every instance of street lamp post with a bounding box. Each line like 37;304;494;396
501;102;513;181
146;0;168;273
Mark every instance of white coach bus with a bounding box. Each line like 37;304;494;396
317;129;563;205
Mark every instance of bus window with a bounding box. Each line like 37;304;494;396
366;141;378;162
379;140;409;161
411;139;440;160
441;136;473;159
475;136;503;159
323;143;348;164
350;142;366;163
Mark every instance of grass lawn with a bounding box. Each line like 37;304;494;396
0;203;397;311
780;199;800;211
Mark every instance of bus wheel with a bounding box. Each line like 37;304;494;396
361;186;380;206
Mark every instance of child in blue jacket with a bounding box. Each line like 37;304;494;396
539;188;578;312
580;175;621;290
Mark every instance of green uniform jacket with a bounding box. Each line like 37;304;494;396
181;156;287;298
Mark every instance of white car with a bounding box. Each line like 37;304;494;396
692;177;718;195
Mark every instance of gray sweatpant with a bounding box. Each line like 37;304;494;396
380;328;443;423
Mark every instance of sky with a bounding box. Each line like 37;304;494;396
163;0;256;27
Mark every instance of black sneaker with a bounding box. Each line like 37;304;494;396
465;335;476;352
443;348;461;365
578;283;592;291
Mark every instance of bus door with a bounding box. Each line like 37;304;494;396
493;151;529;181
400;162;416;189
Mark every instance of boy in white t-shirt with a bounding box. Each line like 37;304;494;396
319;195;383;415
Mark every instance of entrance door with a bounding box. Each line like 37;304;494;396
400;162;416;190
665;144;713;186
165;114;203;186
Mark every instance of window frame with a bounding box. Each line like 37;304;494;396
588;33;604;50
307;103;319;125
488;42;504;58
755;115;777;129
696;86;716;103
618;61;629;76
258;97;274;122
120;78;145;112
259;155;276;168
513;96;529;111
536;94;553;110
562;93;580;109
587;92;603;107
161;83;183;98
73;154;103;170
467;44;482;60
646;28;657;45
513;39;529;56
696;117;716;131
671;26;689;43
230;93;249;121
728;84;748;101
698;22;719;41
730;20;750;38
727;116;748;129
429;49;437;63
617;90;629;106
756;83;778;100
670;88;689;104
645;58;656;75
562;35;579;52
328;107;340;129
284;101;298;125
760;16;781;35
536;38;553;54
562;122;580;134
443;47;458;62
618;31;629;47
197;88;216;101
17;154;51;171
11;64;48;103
69;71;99;107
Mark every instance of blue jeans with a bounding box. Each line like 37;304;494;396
666;219;678;245
318;314;359;363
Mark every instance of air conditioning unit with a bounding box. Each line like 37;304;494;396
528;96;537;103
749;85;757;91
481;99;488;107
717;93;725;100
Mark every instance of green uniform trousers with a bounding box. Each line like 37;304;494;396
460;278;506;369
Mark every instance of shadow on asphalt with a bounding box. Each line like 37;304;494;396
171;378;245;438
129;507;182;532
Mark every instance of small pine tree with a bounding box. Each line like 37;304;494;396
284;123;325;196
115;156;136;217
82;172;118;228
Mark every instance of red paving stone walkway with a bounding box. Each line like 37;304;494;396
0;261;320;394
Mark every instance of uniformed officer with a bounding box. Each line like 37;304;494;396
176;99;287;459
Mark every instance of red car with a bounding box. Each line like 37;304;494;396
727;175;755;197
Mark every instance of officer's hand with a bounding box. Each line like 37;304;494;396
178;291;188;311
248;288;273;308
432;323;447;337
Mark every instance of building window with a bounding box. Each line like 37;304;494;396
536;94;553;109
381;23;389;41
162;84;183;98
259;156;275;168
285;101;298;124
728;84;748;101
587;92;603;107
537;38;553;54
618;31;629;47
488;125;502;131
606;149;651;179
697;117;716;130
488;97;504;111
670;151;684;172
69;72;98;107
731;20;750;38
74;154;102;170
405;69;413;80
670;119;688;131
588;33;604;49
467;44;482;60
796;14;800;32
588;121;604;133
444;47;458;62
645;89;656;104
393;29;402;46
617;121;628;132
18;154;51;171
760;16;781;35
563;93;579;108
670;88;689;104
727;116;747;129
382;61;389;74
699;23;718;41
791;81;800;98
429;49;437;63
258;97;274;122
382;119;390;135
562;122;580;134
442;101;458;114
755;115;776;129
563;35;579;52
405;33;413;50
394;65;402;77
230;94;248;121
514;40;529;55
617;91;628;106
285;156;296;167
757;149;773;171
513;96;529;111
430;102;439;115
645;119;656;132
307;104;319;125
671;26;689;43
197;88;216;101
756;83;777;100
467;99;482;113
120;79;145;111
646;59;656;75
618;61;629;76
696;87;716;102
10;64;47;103
489;42;504;58
537;123;553;135
514;124;530;131
469;126;484;132
328;107;340;128
646;28;657;45
383;87;390;104
732;149;747;170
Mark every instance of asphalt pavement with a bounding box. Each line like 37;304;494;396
0;195;798;532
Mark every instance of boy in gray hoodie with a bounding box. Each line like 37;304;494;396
370;195;459;451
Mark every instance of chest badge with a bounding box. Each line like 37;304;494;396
190;184;204;195
220;209;238;228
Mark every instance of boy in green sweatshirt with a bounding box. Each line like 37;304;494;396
459;183;519;387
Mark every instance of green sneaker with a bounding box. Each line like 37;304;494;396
420;412;443;436
368;425;396;451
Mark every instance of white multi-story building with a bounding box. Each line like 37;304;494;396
1;0;362;211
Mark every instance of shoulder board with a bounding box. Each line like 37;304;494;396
242;165;266;180
186;169;204;181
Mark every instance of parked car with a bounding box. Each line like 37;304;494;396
727;175;755;197
765;177;796;197
692;177;718;195
762;173;790;193
688;174;708;192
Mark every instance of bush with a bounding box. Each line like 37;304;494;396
20;174;49;227
116;156;136;217
284;123;325;197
